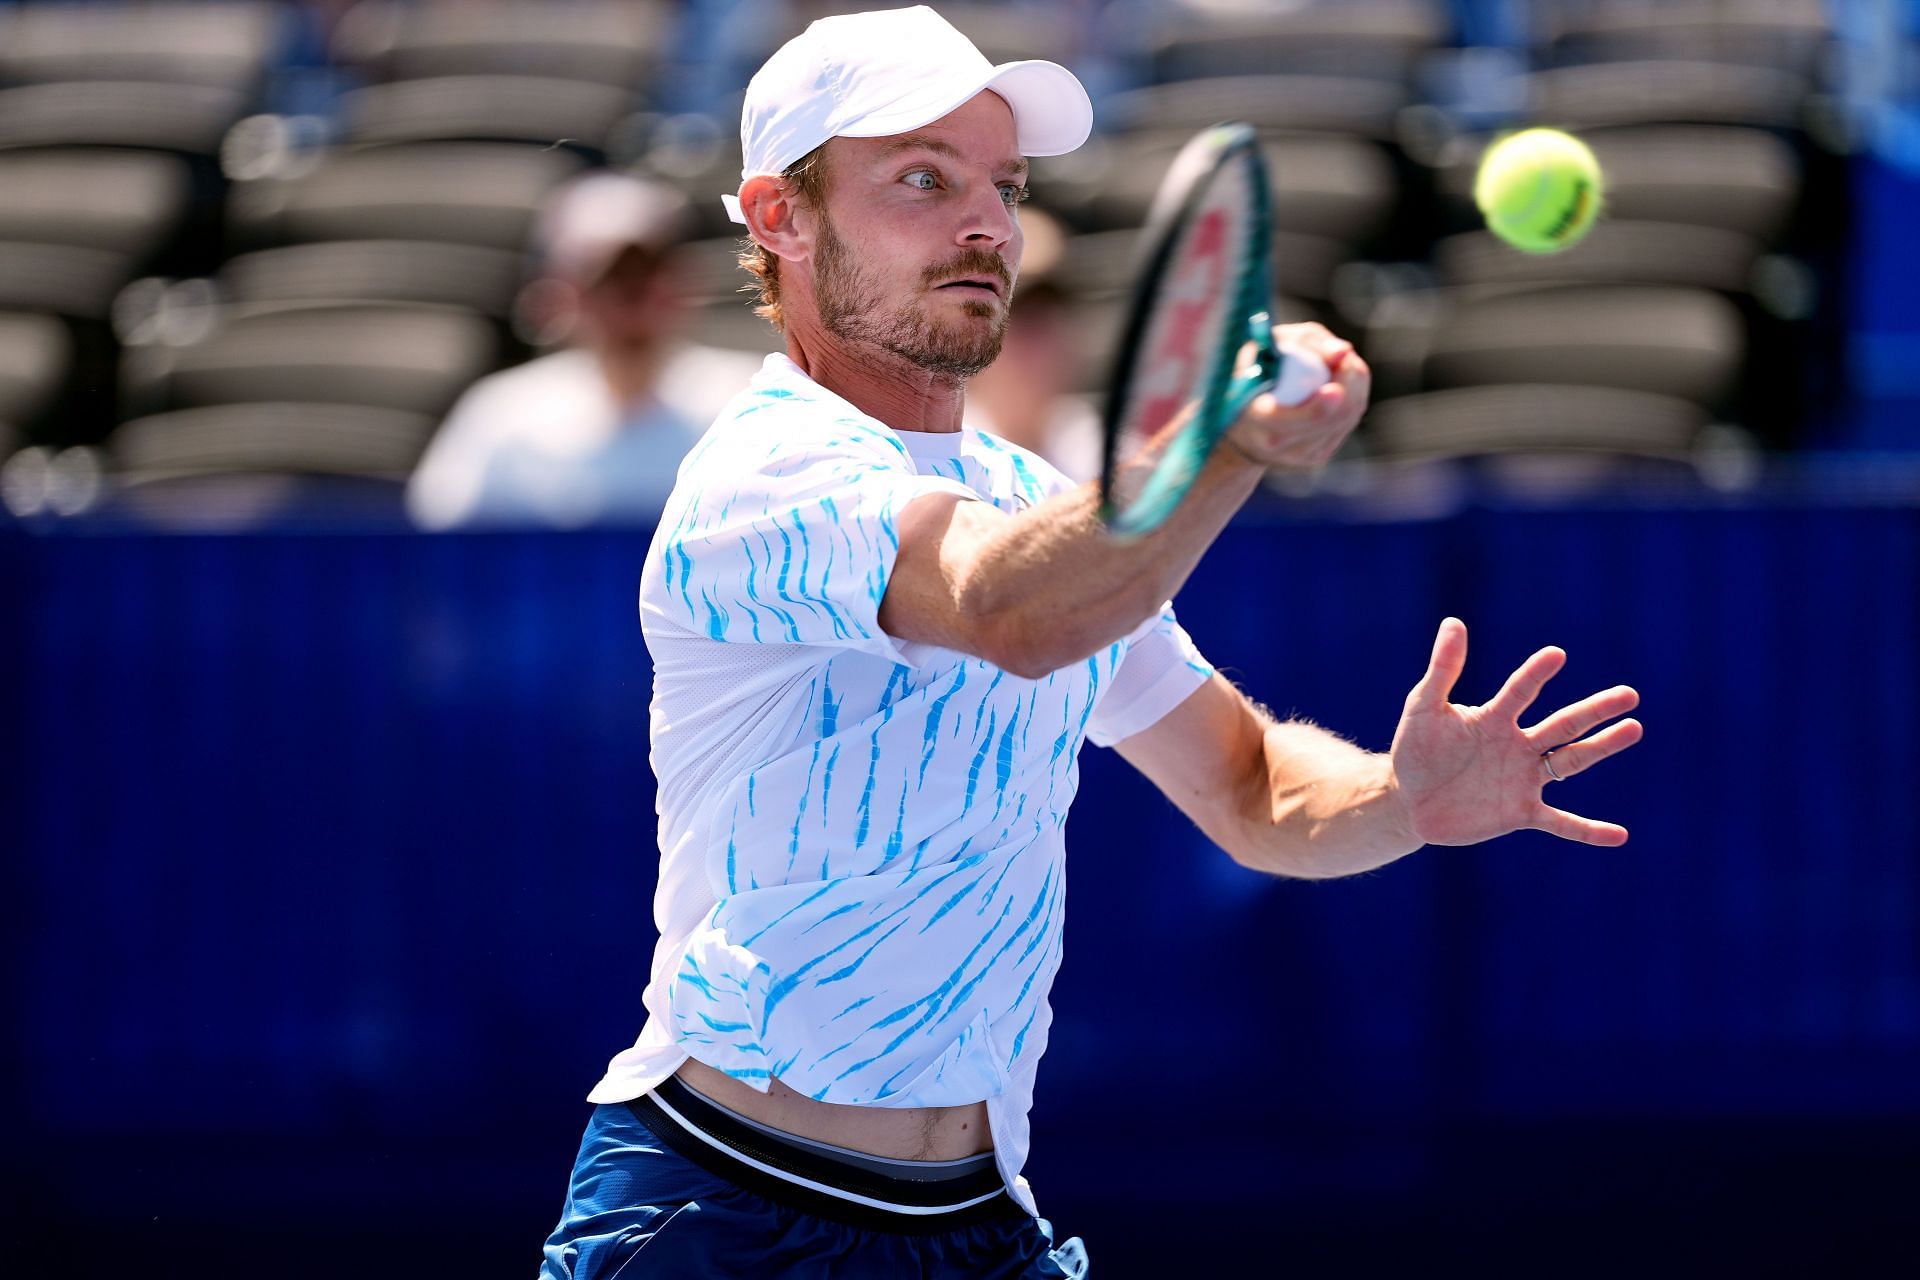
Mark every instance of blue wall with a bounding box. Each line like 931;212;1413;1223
6;494;1919;1273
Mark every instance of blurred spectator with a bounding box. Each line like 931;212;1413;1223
964;209;1103;480
406;171;758;529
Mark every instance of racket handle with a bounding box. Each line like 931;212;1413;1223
1270;341;1330;408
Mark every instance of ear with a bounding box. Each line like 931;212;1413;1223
739;173;815;265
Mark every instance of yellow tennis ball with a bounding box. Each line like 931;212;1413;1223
1473;128;1604;254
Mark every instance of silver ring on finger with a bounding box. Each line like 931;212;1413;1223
1541;750;1565;783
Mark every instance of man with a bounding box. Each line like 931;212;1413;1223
540;9;1642;1278
407;172;759;529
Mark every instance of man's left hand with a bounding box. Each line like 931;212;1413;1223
1390;617;1643;847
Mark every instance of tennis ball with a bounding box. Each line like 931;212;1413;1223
1473;128;1603;254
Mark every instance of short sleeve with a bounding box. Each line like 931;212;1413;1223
650;430;977;665
1085;604;1216;748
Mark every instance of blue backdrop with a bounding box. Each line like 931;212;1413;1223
5;488;1918;1274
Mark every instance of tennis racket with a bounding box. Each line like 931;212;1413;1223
1098;122;1328;537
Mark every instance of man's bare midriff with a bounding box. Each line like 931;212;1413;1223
675;1058;993;1161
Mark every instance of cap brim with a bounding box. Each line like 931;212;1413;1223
985;60;1095;157
836;58;1092;158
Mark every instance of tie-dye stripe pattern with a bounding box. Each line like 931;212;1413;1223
605;354;1213;1198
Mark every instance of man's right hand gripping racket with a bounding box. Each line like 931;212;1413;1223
1098;122;1328;538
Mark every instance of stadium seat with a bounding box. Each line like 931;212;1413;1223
0;80;249;155
927;2;1078;68
1535;0;1831;78
1363;383;1709;460
331;0;673;89
226;143;583;252
0;242;136;320
1398;285;1746;409
338;75;637;155
1103;74;1411;142
0;150;191;260
1524;60;1811;131
217;240;524;318
1140;0;1447;85
1434;221;1767;298
121;305;498;420
692;2;1078;88
0;310;70;431
0;2;279;92
1070;130;1398;248
110;402;438;483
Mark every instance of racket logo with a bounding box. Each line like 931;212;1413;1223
1134;208;1230;439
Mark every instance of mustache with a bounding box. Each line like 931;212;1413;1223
921;249;1013;293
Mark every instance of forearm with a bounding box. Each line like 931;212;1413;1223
951;445;1264;676
880;444;1260;677
1230;720;1424;879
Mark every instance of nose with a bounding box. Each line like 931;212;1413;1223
956;178;1017;252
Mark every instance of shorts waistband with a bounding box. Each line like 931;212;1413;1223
630;1077;1021;1234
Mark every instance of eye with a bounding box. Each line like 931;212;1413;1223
999;183;1030;207
903;169;937;191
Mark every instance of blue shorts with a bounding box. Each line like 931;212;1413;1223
538;1079;1089;1278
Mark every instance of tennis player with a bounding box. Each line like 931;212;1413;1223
539;8;1643;1277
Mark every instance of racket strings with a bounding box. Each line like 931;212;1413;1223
1105;144;1263;526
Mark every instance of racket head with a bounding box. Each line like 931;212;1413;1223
1099;122;1274;537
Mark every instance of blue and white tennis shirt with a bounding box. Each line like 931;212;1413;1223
590;353;1213;1212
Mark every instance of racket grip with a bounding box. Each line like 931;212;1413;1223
1270;342;1330;408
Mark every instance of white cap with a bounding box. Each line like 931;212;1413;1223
536;172;692;285
723;5;1093;223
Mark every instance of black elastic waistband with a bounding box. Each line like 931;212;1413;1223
630;1077;1021;1234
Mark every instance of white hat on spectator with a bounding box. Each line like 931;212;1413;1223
723;5;1093;223
537;172;693;285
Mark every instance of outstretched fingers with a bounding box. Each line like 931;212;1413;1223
1527;685;1640;749
1407;617;1468;710
1531;717;1643;845
1540;718;1643;782
1486;645;1567;721
1531;804;1631;846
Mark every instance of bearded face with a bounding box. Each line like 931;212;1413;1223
811;215;1014;379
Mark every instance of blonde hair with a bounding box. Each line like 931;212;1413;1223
738;145;831;332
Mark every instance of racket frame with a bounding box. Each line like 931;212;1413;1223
1098;122;1281;538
